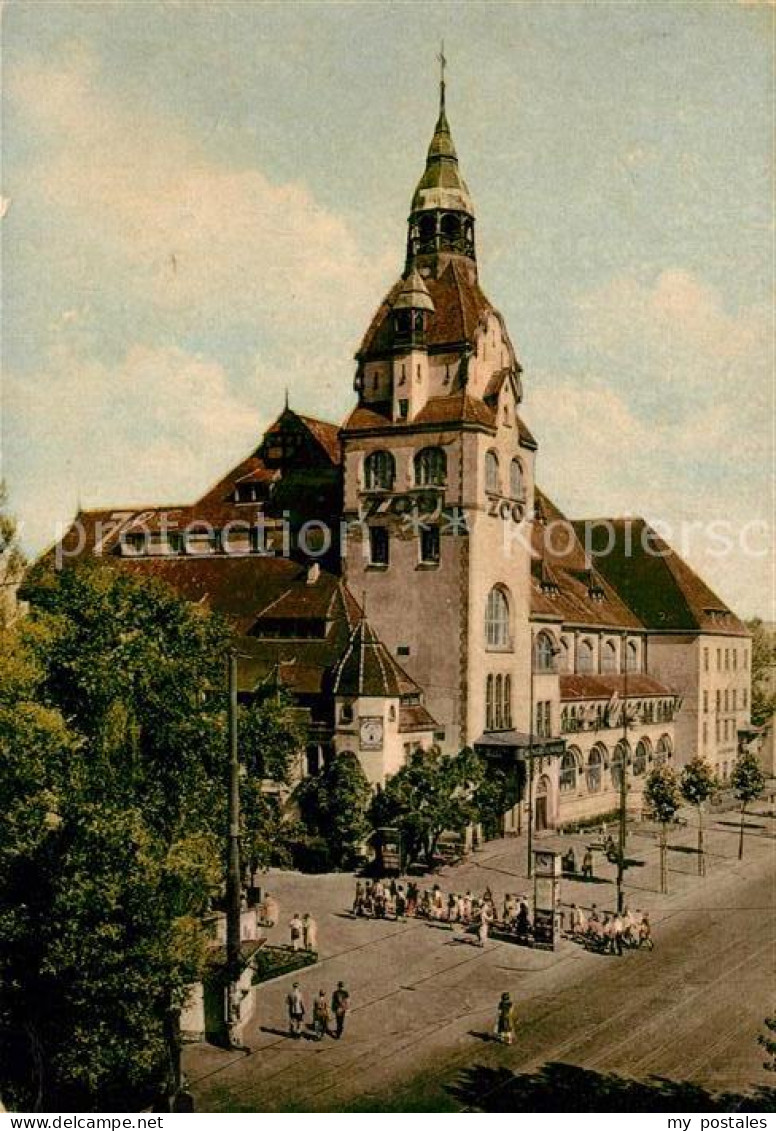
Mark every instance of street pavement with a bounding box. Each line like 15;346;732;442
185;799;776;1112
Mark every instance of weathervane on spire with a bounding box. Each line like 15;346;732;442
437;40;447;113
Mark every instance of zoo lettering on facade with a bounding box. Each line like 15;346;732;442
358;492;527;526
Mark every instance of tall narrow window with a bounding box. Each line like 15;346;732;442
503;675;512;728
485;450;500;494
364;450;395;490
368;526;389;566
494;675;503;730
485;587;511;650
587;747;603;793
626;640;639;672
486;675;494;731
419;526;440;565
560;751;578;792
577;639;594;673
509;458;525;499
601;640;617;674
414;446;447;486
534;632;557;672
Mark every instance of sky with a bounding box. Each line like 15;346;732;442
1;0;773;617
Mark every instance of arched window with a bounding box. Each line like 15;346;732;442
632;739;649;776
601;640;617;674
485;587;511;650
440;213;461;239
558;638;570;672
414;446;446;486
612;741;629;790
626;640;639;672
534;632;557;672
655;734;672;765
419;214;436;243
364;450;395;491
577;639;594;674
587;746;604;793
510;458;525;500
485;450;500;494
494;675;503;730
503;675;512;728
485;675;494;731
560;749;579;792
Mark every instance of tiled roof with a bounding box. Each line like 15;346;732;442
357;260;494;358
560;673;675;702
331;619;421;698
341;392;497;435
575;518;748;637
398;703;439;733
530;558;643;631
265;410;342;466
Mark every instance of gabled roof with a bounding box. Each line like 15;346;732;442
575;518;748;637
560;673;675;702
341;392;497;436
264;409;342;466
331;618;422;699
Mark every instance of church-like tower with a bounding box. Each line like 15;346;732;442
341;71;537;755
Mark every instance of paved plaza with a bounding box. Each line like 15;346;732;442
185;796;776;1112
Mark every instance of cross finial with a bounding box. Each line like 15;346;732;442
437;40;447;113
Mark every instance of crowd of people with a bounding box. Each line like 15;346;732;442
567;903;653;954
350;878;535;946
285;981;351;1040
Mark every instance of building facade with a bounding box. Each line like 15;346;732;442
47;78;752;830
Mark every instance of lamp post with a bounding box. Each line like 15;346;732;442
615;634;630;914
527;634;562;879
225;649;243;1049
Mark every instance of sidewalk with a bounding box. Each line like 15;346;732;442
184;798;775;1111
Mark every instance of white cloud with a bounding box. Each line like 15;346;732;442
525;268;774;617
5;343;261;553
7;49;389;336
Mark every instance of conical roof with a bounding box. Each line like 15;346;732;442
331;618;421;698
411;87;474;215
392;268;435;312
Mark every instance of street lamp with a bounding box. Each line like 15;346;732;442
527;633;562;878
615;633;631;914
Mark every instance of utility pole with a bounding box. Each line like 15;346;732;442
225;649;244;1050
616;634;629;913
527;642;535;878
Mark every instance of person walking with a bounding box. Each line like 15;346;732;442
406;881;418;917
262;892;279;927
478;903;493;948
353;880;365;916
395;885;407;920
287;983;305;1038
495;992;516;1045
610;911;624;956
582;848;594;880
312;990;330;1040
289;912;303;951
331;981;350;1039
302;912;318;953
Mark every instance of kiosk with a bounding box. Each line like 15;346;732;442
532;849;561;950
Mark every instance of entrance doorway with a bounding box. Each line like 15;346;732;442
535;776;551;832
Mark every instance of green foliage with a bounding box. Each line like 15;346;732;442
0;562;238;1109
368;746;480;868
296;752;372;869
759;1015;776;1072
643;763;682;826
731;748;766;805
746;618;776;727
680;757;717;808
0;483;26;630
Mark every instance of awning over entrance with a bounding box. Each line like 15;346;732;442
473;730;566;758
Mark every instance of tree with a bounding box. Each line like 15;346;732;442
0;482;25;630
644;763;682;894
746;618;776;728
239;689;306;877
730;748;765;861
296;752;372;869
368;747;480;870
0;560;252;1109
680;757;717;876
759;1015;776;1072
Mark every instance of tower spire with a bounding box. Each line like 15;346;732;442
437;40;447;118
